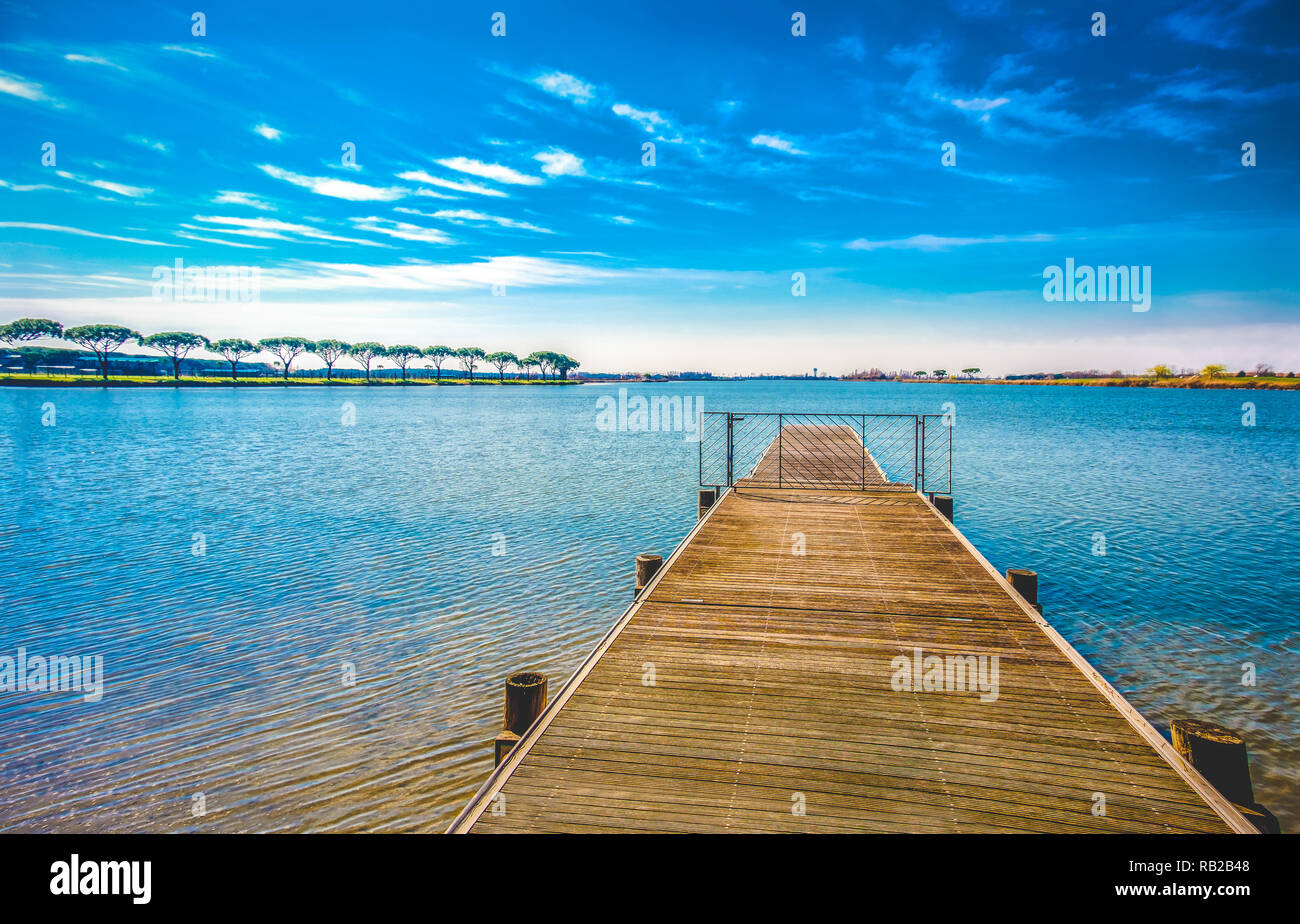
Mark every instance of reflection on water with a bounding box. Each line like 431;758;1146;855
1;381;1296;831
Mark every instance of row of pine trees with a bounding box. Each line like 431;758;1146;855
0;318;579;382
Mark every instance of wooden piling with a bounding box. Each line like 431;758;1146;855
1006;568;1042;613
933;495;953;521
635;553;662;597
1171;719;1278;832
494;671;547;766
697;488;716;520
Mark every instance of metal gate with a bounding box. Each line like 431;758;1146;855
699;411;945;492
919;414;952;496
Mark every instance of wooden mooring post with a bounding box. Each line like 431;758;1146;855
1006;568;1043;614
635;553;662;597
1172;719;1280;833
697;488;716;520
494;671;547;767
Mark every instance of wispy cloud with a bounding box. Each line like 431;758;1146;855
845;232;1053;251
0;178;56;193
426;209;552;234
55;170;151;198
192;214;385;246
259;165;406;201
534;71;594;104
213;190;275;210
350;216;454;244
0;221;168;245
1162;0;1266;50
127;135;169;153
534;148;585;177
952;97;1009;111
174;230;269;249
612;102;671;134
397;169;506;198
64;53;126;71
0;70;55;104
162;44;217;59
256;256;623;293
750;133;808;155
253;123;282;141
831;35;867;63
436;157;542;186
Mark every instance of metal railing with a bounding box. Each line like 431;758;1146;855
699;411;952;493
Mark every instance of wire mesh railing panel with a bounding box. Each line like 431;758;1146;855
699;411;731;485
921;414;952;495
769;414;868;488
700;411;931;492
860;415;921;488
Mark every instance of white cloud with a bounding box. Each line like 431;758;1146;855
255;256;622;293
162;45;216;58
610;215;635;225
436;157;543;186
55;170;152;198
750;133;808;155
0;71;53;103
611;102;671;133
427;209;552;234
397;169;507;198
952;97;1010;111
65;54;127;71
174;231;270;249
349;216;454;244
128;135;169;152
534;148;585;177
0;178;56;193
0;221;168;245
845;232;1054;251
258;165;406;201
253;123;282;141
192;214;386;246
534;71;594;104
213;190;275;210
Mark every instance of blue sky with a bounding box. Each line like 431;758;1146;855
1;0;1297;375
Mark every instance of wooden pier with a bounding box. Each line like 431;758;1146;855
449;424;1256;833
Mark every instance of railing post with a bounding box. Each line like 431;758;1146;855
726;412;734;486
860;415;867;489
917;416;923;492
698;411;704;487
777;413;783;487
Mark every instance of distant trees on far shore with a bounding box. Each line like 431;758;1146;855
0;317;580;383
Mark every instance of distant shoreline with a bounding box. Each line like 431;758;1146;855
0;374;574;388
903;376;1300;390
3;373;1297;391
576;375;1300;390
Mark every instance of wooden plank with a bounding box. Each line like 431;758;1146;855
449;424;1255;833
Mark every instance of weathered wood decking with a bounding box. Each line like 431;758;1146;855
450;425;1254;833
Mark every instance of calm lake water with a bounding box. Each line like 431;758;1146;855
2;381;1297;832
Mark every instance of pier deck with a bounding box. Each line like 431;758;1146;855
450;425;1252;833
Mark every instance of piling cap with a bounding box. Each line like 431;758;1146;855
1173;719;1244;746
506;671;545;690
